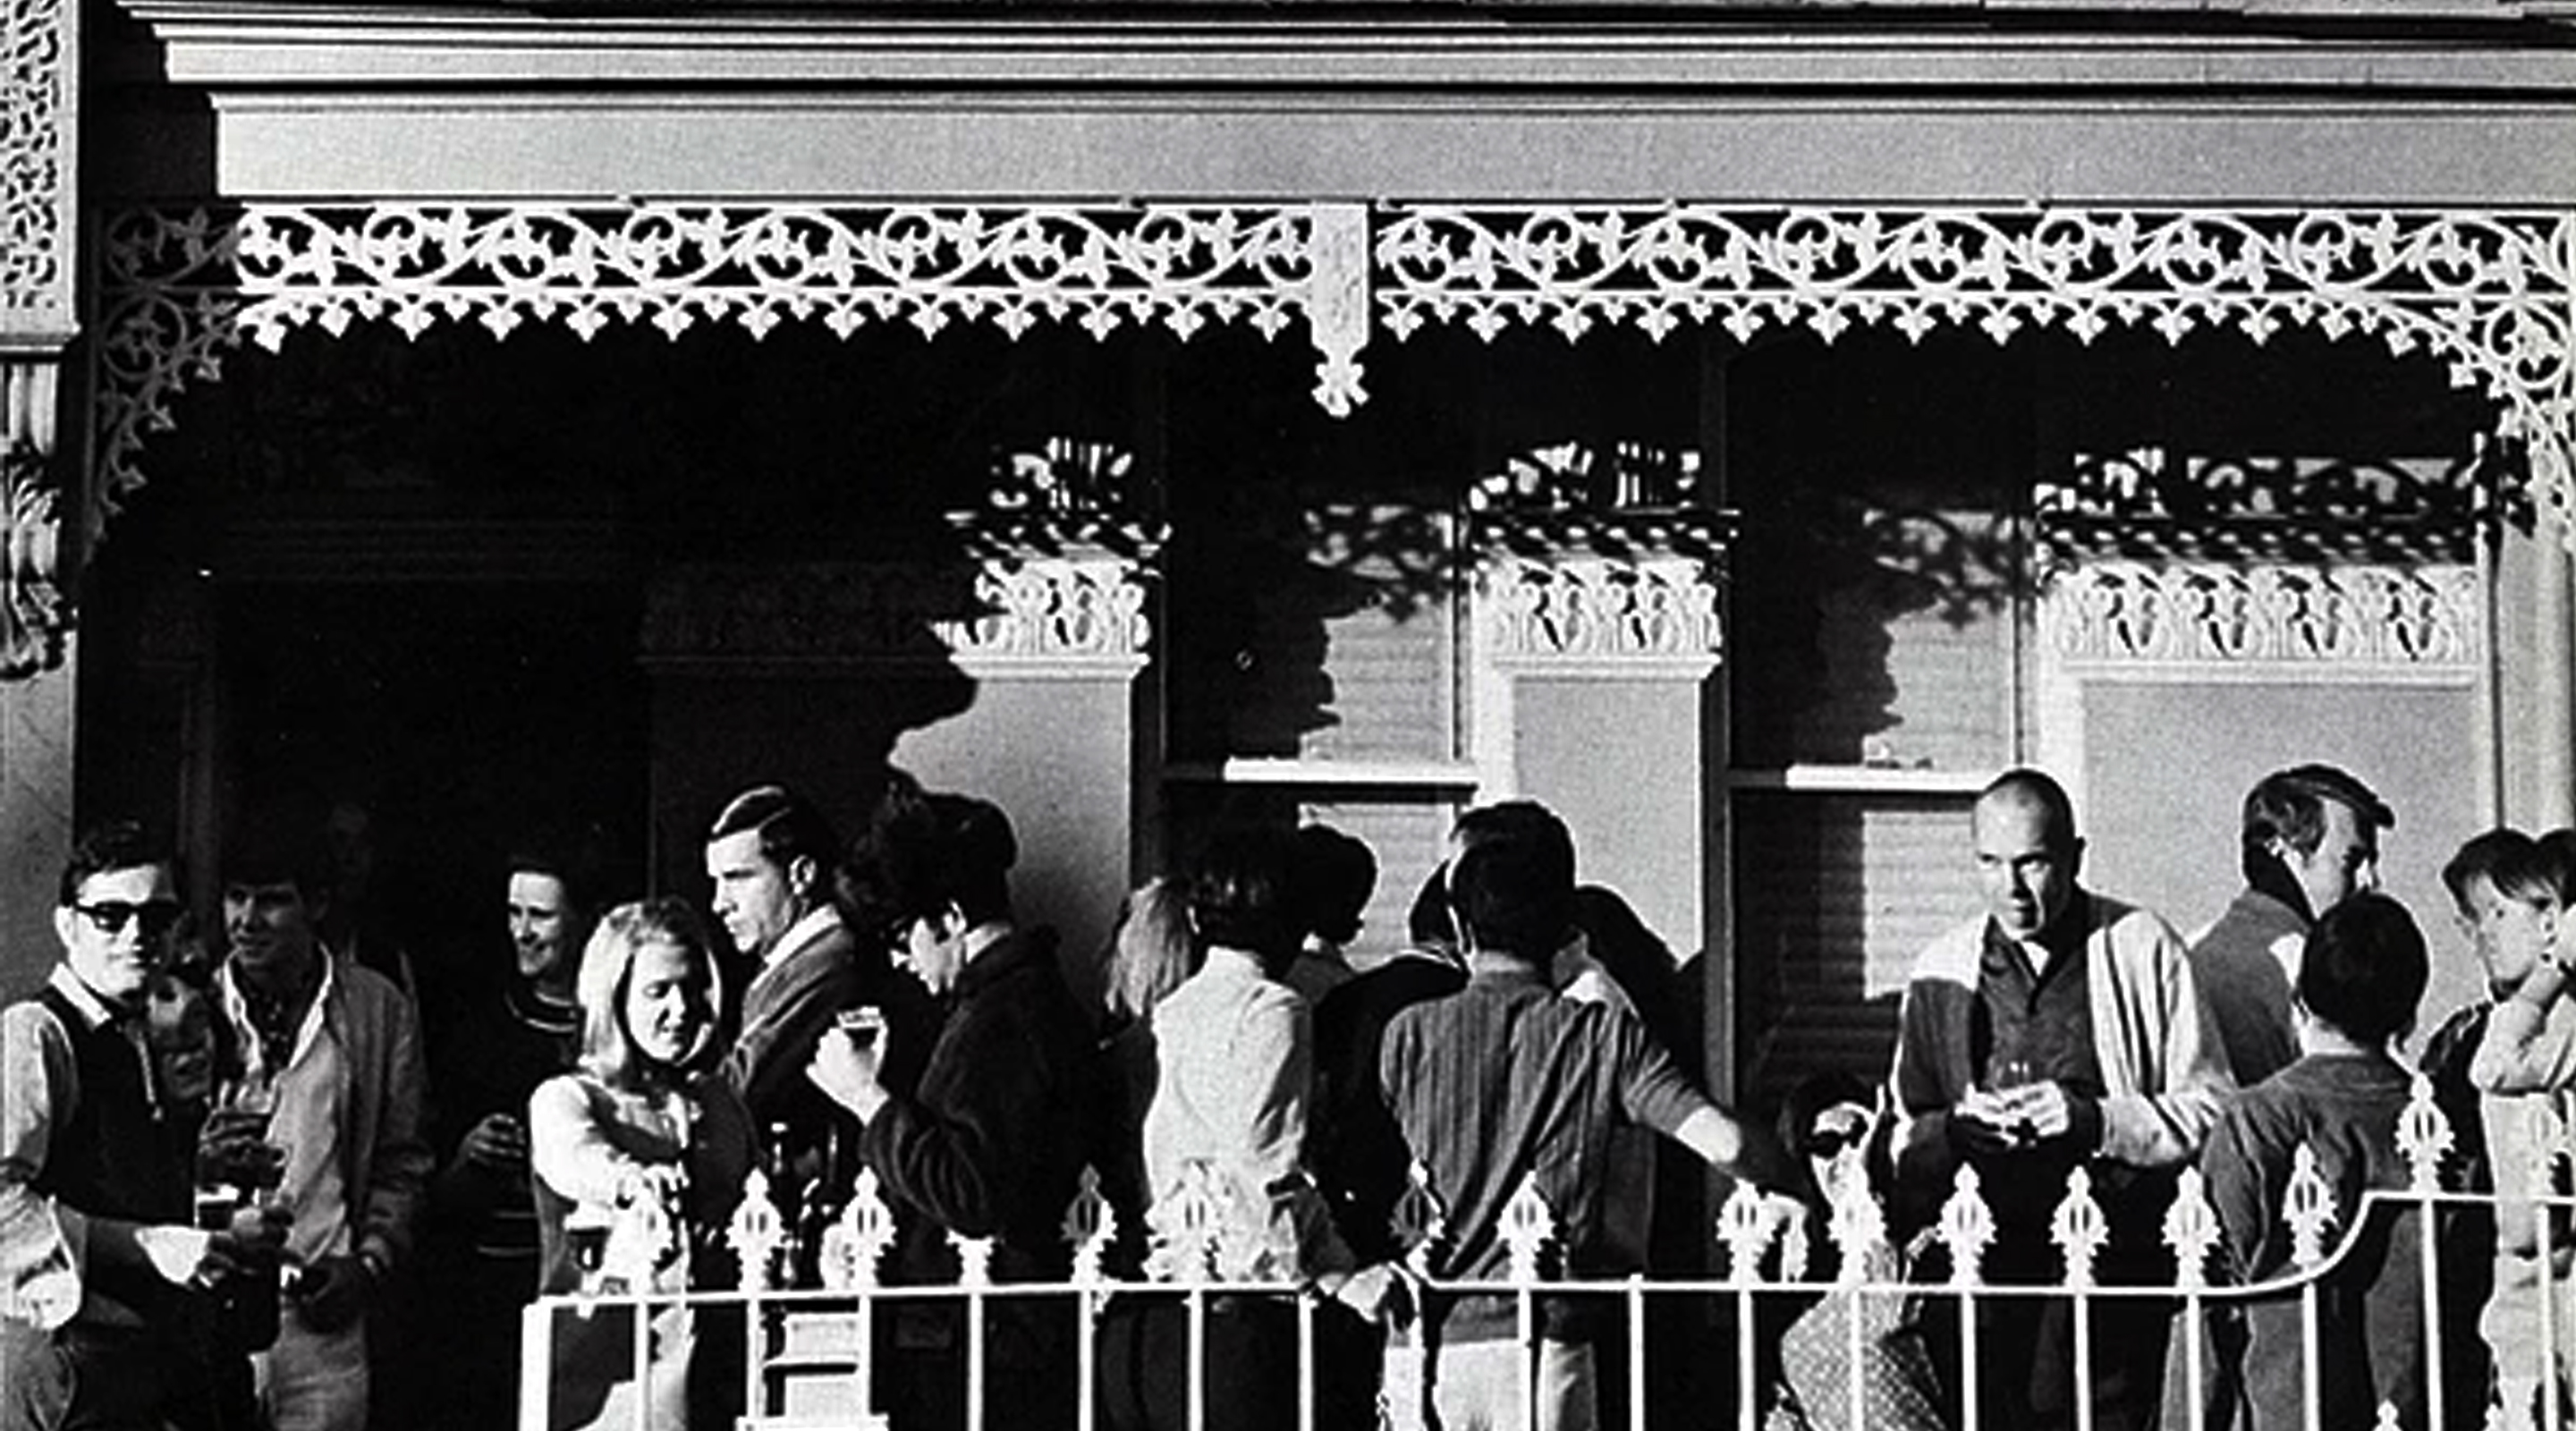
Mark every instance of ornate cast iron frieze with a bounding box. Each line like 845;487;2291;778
639;555;1149;674
1478;552;1724;671
95;202;2574;557
1376;206;2576;546
2038;560;2484;672
2;0;73;342
94;203;1365;545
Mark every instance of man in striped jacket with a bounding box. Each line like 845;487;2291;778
1889;767;2234;1431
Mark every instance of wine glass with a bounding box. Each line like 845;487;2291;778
213;1072;287;1199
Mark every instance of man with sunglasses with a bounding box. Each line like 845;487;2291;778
2;819;291;1431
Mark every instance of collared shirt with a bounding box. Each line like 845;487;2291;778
1142;947;1351;1283
765;904;843;973
222;954;355;1266
1379;951;1709;1341
1976;913;2106;1104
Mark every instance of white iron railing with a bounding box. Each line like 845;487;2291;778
519;1075;2568;1431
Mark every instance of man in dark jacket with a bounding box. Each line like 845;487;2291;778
809;790;1097;1430
707;784;864;1193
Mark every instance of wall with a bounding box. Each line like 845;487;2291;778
2080;682;2487;1047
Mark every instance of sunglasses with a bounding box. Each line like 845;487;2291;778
75;900;185;939
1806;1125;1867;1159
75;901;188;946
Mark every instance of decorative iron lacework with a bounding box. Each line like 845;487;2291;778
1479;553;1724;666
93;202;2576;553
0;0;72;334
93;202;1363;544
1375;206;2576;545
2039;560;2484;669
638;557;1150;669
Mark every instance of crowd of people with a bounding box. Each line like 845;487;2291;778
3;760;2574;1431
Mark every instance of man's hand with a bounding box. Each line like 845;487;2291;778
1951;1082;2099;1155
1327;1262;1417;1326
196;1202;292;1284
459;1112;530;1176
198;1108;285;1190
806;1026;888;1124
291;1252;375;1334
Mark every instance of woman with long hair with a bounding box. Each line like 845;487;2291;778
528;897;752;1431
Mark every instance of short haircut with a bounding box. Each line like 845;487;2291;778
2540;829;2576;905
218;802;335;901
2296;891;2428;1047
1446;809;1575;961
706;785;839;880
2241;764;2395;884
1190;826;1301;967
60;819;175;906
1978;768;2079;850
504;820;617;918
1288;824;1377;946
2444;828;2543;910
1405;867;1454;951
575;896;724;1088
1453;800;1576;870
859;792;1017;927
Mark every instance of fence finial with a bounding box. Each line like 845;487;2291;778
1393;1159;1449;1279
818;1166;896;1291
2163;1166;2221;1291
1826;1166;1888;1287
728;1166;786;1291
2398;1071;2453;1192
1716;1180;1775;1285
952;1232;996;1289
1500;1175;1556;1284
1064;1165;1119;1285
2284;1144;2339;1269
1146;1157;1225;1283
1938;1164;1995;1287
2523;1097;2571;1190
2051;1166;2108;1289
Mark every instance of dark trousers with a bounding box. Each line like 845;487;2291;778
1096;1292;1304;1431
1;1319;229;1431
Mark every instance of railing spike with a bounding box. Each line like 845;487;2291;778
2398;1071;2454;1192
1500;1175;1556;1285
2051;1165;2108;1289
1937;1164;1994;1286
728;1165;786;1291
2284;1143;2339;1269
2164;1165;2222;1291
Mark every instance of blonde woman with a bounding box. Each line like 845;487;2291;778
529;897;751;1431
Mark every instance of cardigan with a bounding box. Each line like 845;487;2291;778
1889;891;2235;1234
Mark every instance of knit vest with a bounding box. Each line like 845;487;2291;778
31;985;193;1323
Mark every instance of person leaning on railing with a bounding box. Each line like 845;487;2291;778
2169;891;2432;1431
2464;827;2576;1429
1097;826;1406;1431
1887;769;2234;1431
1371;800;1799;1431
526;898;752;1431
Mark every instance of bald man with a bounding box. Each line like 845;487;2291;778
1888;768;2233;1431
